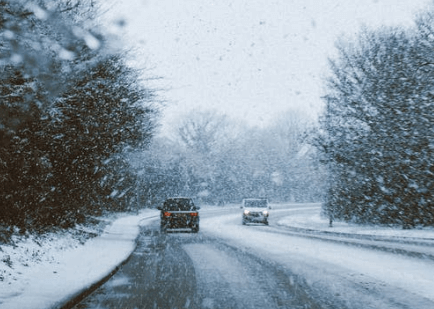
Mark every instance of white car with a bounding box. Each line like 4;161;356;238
241;198;270;225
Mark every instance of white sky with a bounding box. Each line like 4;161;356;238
101;0;431;132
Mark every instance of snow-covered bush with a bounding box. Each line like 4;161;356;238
0;0;159;234
318;12;434;227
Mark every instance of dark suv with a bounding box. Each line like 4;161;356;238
157;198;200;233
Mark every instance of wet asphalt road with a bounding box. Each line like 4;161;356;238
68;206;434;309
71;210;321;309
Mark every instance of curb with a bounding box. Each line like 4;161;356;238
55;248;137;309
274;223;434;262
52;213;159;309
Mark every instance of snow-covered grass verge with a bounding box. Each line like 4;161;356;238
278;210;434;239
0;209;159;309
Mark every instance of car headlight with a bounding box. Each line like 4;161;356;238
243;210;250;215
263;210;269;216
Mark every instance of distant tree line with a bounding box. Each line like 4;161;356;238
0;0;158;233
316;7;434;227
135;109;325;206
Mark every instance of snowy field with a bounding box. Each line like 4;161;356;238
1;204;434;309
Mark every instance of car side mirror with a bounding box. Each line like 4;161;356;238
240;206;243;209
196;206;201;210
157;206;162;210
268;206;272;209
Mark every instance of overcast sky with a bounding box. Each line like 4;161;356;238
102;0;432;133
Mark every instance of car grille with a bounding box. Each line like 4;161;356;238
249;212;262;217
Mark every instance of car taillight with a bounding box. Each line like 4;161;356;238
164;212;171;217
190;212;198;216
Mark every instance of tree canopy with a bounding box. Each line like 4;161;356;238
138;109;324;206
0;0;159;233
318;11;434;227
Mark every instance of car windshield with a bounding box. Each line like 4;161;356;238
163;199;196;211
244;200;268;208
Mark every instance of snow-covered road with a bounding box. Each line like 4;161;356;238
2;204;434;309
200;208;434;308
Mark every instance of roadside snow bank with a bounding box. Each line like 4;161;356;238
278;211;434;239
0;209;158;309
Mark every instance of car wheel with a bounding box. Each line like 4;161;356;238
192;225;199;233
264;220;268;225
160;224;167;233
242;219;247;225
